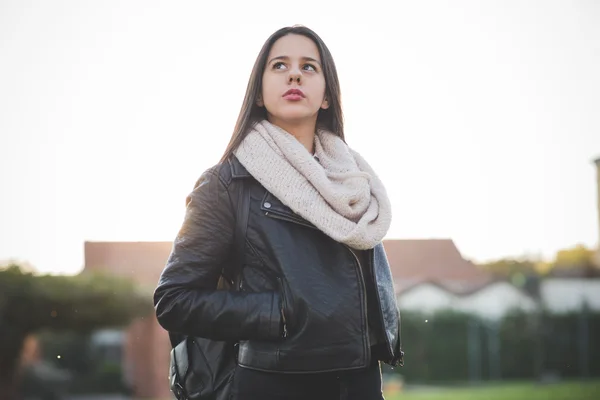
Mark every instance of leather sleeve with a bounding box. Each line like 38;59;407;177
153;168;282;342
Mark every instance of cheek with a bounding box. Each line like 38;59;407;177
262;79;279;103
312;76;327;95
310;81;327;103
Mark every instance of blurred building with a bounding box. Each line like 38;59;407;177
386;239;536;319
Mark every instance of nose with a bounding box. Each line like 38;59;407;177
288;67;301;84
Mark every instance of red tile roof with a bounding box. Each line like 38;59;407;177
383;239;493;294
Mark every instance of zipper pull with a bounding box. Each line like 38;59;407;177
281;305;288;338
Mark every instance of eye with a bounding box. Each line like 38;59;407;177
303;64;317;72
273;61;287;70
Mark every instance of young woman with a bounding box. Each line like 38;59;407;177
154;25;404;400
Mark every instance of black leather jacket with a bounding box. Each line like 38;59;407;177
154;157;404;373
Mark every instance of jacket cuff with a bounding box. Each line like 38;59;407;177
391;329;404;367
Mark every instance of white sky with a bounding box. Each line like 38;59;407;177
1;0;599;275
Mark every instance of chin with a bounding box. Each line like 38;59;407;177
270;109;318;124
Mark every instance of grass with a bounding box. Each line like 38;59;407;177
384;381;600;400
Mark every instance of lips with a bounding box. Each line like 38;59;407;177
282;88;305;100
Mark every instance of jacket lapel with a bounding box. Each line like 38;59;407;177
260;191;317;230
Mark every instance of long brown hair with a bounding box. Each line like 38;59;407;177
219;25;344;163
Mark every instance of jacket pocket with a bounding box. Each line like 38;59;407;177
238;266;289;340
239;265;276;292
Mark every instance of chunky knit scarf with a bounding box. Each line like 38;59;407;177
234;120;392;250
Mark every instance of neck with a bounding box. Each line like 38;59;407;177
268;116;316;154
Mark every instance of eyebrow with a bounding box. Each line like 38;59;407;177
267;55;322;66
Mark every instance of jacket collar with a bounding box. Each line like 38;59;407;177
228;156;252;178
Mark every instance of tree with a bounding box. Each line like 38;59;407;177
553;244;596;269
0;264;152;400
476;257;544;297
478;257;538;278
546;244;600;278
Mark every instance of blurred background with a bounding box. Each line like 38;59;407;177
1;0;599;399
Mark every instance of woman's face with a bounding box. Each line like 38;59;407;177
260;34;329;127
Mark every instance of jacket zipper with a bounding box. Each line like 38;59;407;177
344;246;371;367
367;249;396;361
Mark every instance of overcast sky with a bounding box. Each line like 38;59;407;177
1;0;599;274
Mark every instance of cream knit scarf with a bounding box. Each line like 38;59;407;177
234;120;392;250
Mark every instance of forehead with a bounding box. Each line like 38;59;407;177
268;34;321;61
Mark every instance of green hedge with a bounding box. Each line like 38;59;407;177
397;309;600;383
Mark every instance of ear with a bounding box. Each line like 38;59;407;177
256;94;264;107
321;97;330;110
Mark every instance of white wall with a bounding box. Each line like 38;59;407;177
398;281;537;320
398;283;457;314
456;282;537;320
540;278;600;313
